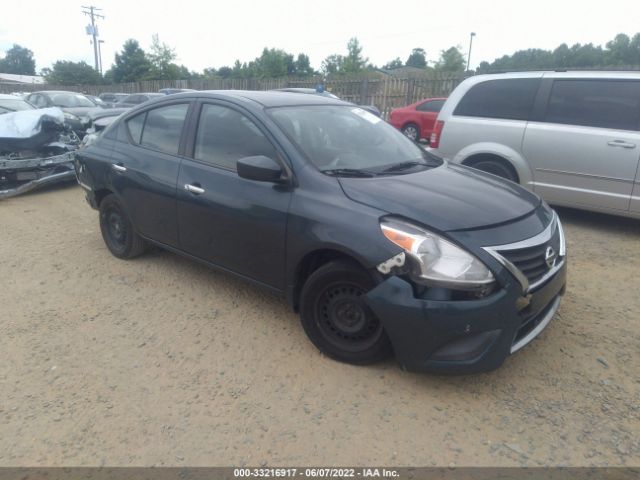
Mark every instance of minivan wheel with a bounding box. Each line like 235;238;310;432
469;159;518;182
299;261;393;365
99;194;147;259
401;123;420;141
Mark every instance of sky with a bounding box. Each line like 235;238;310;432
1;0;639;74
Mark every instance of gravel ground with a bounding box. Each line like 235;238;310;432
0;184;638;467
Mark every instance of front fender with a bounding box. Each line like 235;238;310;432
453;142;534;189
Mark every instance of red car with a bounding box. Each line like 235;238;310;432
388;97;447;142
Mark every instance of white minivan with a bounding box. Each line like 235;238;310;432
431;71;640;218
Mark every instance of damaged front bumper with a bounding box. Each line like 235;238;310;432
0;151;76;199
364;261;566;374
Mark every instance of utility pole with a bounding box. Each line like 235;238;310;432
467;32;476;72
98;40;105;74
82;5;104;72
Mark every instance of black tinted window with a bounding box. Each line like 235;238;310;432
454;78;540;120
194;104;277;170
416;99;445;112
138;104;188;154
545;80;640;131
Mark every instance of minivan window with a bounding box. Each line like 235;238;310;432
453;78;540;121
545;79;640;131
138;103;189;155
416;100;445;112
194;104;277;170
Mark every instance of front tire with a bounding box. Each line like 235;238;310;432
401;123;420;142
99;194;147;259
299;261;393;365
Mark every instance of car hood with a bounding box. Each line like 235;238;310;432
338;162;541;232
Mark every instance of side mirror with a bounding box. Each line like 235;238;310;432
237;155;284;183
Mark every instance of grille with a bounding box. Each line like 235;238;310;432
497;223;562;286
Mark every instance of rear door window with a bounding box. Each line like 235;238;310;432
416;99;445;112
453;78;540;120
545;79;640;131
125;103;189;154
193;103;278;171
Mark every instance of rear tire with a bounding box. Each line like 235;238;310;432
299;260;393;365
469;158;519;182
99;194;147;259
401;123;420;142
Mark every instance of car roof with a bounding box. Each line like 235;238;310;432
193;90;347;107
32;90;89;95
0;94;27;100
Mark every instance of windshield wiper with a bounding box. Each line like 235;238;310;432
380;160;427;173
322;168;377;177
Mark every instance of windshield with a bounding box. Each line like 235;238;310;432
0;98;35;112
49;93;95;108
269;105;442;175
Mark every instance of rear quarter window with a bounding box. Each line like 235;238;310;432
454;78;540;121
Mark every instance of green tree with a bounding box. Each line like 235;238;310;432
294;53;314;76
435;46;466;72
255;48;290;77
342;37;368;73
606;33;633;65
111;39;152;83
45;60;102;84
0;44;36;75
406;48;427;68
147;34;180;80
321;54;344;75
383;57;403;69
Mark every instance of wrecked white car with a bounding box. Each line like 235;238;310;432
0;107;80;199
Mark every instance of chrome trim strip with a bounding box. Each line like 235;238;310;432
534;168;633;184
78;181;92;191
511;295;561;353
486;211;557;251
483;248;530;292
483;211;566;294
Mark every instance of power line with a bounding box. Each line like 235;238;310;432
81;5;105;73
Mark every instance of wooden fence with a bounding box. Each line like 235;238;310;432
0;73;467;119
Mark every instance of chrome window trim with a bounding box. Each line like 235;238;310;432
483;211;566;294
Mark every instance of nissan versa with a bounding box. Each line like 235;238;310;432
75;91;567;374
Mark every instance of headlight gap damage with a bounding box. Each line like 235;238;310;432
0;107;80;200
369;213;566;374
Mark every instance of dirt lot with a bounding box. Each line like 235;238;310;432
0;184;638;467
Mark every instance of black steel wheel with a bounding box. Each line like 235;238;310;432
99;194;147;259
299;260;393;364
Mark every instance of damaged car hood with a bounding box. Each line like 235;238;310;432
1;107;79;199
338;162;541;232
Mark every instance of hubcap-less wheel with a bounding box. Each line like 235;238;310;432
402;124;419;141
98;194;147;259
103;206;127;250
315;282;383;353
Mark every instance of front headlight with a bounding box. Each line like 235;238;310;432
380;219;495;290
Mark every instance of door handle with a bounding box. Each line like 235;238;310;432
607;140;636;149
112;163;127;172
184;184;205;195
